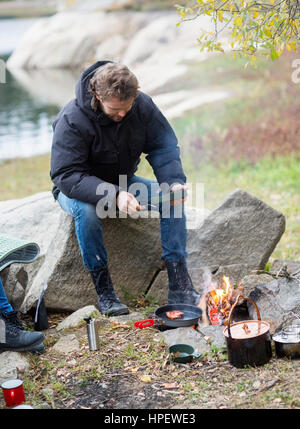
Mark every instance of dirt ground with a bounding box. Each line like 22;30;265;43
2;310;298;410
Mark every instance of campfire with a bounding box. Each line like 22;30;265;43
206;276;237;326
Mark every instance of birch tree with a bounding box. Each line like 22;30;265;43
176;0;300;65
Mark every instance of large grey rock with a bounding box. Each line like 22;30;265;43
8;12;102;69
6;11;152;70
248;277;300;332
122;15;179;66
187;189;285;271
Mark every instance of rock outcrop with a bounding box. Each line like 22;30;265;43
0;189;285;314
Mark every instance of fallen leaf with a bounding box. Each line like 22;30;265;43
162;382;179;389
140;374;152;383
253;380;261;389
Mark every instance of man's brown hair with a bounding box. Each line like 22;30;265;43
88;63;139;111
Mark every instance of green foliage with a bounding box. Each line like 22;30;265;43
264;262;272;272
176;0;300;65
205;344;228;361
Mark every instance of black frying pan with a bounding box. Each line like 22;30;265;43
134;303;203;329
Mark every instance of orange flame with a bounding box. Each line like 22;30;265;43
207;276;233;325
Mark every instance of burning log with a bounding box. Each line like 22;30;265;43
206;276;238;326
199;275;247;326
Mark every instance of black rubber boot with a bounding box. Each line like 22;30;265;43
0;310;45;352
165;259;202;306
90;267;129;317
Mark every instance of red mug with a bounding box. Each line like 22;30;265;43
1;379;25;407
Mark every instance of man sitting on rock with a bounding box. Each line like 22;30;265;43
50;61;201;317
0;277;45;353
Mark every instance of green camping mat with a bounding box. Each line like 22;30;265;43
0;235;40;272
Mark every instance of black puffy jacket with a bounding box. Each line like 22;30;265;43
50;61;186;205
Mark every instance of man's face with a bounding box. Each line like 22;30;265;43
97;96;135;122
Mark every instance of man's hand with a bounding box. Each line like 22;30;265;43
170;184;189;206
116;191;145;214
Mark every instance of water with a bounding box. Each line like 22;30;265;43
0;17;37;55
0;17;80;161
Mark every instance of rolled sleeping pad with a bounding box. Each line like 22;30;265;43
0;234;40;271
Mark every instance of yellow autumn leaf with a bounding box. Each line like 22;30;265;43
253;11;259;19
286;41;296;51
263;27;272;37
140;374;152;383
234;16;243;27
218;11;224;22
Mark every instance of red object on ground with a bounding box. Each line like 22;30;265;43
134;319;155;329
1;379;25;407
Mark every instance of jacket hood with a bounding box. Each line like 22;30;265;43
75;60;113;122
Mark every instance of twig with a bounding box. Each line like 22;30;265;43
251;264;300;282
105;372;129;377
234;377;280;407
250;377;280;396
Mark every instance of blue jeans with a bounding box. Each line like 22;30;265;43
0;277;13;314
57;175;188;271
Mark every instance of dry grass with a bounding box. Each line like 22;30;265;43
0;154;52;201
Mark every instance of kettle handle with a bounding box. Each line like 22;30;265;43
227;295;261;339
